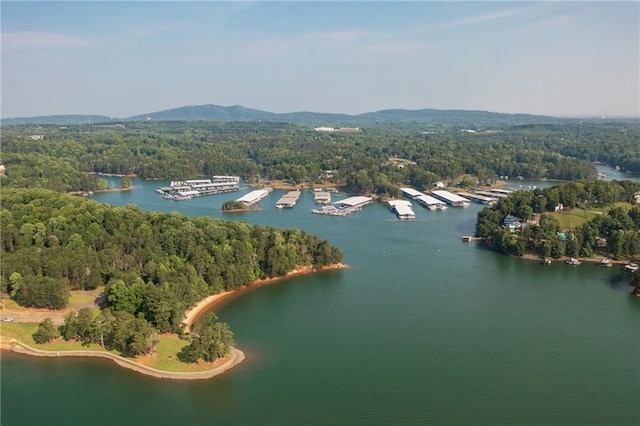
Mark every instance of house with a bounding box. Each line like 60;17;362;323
503;215;525;232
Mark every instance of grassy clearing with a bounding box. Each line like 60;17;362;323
142;334;228;373
1;322;38;343
1;323;218;373
1;299;22;310
550;209;600;230
68;294;97;304
142;334;217;372
585;201;631;213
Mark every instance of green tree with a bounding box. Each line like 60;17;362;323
32;318;60;344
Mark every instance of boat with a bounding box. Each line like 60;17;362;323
599;258;612;268
543;258;552;265
624;263;639;272
566;257;581;266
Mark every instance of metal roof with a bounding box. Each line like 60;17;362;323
333;196;372;207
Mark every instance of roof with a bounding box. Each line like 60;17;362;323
416;194;446;205
400;187;424;198
431;190;471;204
333;196;373;207
388;199;412;208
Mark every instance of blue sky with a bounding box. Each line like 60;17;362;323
2;1;638;118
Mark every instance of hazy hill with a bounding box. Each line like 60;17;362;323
1;114;113;126
2;104;566;128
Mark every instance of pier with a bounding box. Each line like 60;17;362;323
276;191;301;208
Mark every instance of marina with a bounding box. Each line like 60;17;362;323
236;188;273;206
387;199;416;220
275;191;301;208
156;176;240;200
430;190;471;207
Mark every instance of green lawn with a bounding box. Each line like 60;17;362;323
1;322;220;373
68;294;98;304
549;209;599;230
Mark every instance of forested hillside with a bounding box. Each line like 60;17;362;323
3;120;637;196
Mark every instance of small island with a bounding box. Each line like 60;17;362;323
221;200;254;212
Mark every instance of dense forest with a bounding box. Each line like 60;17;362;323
475;180;640;260
1;188;343;358
2;120;638;196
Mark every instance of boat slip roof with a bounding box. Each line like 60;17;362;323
400;188;424;198
416;194;446;205
237;189;271;204
431;190;471;203
333;196;373;207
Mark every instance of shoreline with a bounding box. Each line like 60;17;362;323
1;262;347;379
183;263;348;332
0;340;245;380
518;253;635;266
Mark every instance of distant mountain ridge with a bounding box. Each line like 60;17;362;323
2;104;564;127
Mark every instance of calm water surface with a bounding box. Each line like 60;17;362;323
2;177;639;425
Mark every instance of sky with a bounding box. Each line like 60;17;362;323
2;1;639;118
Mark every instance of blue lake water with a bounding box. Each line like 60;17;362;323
2;173;639;425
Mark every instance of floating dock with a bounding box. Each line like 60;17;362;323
430;190;471;207
457;191;498;205
312;196;373;216
313;190;332;204
276;191;301;208
157;176;240;200
401;187;447;210
415;194;447;210
474;190;509;199
400;187;424;199
388;200;416;220
236;188;273;206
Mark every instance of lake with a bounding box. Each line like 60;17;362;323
2;176;639;425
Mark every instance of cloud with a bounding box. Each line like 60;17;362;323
2;31;92;52
438;8;524;29
363;40;431;54
525;14;576;33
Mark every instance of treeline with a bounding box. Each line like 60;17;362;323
1;188;343;334
32;308;234;362
475;180;640;259
3;120;637;196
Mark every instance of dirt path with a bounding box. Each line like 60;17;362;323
1;289;103;325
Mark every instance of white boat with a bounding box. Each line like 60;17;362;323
624;263;639;272
566;258;581;266
599;258;612;268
